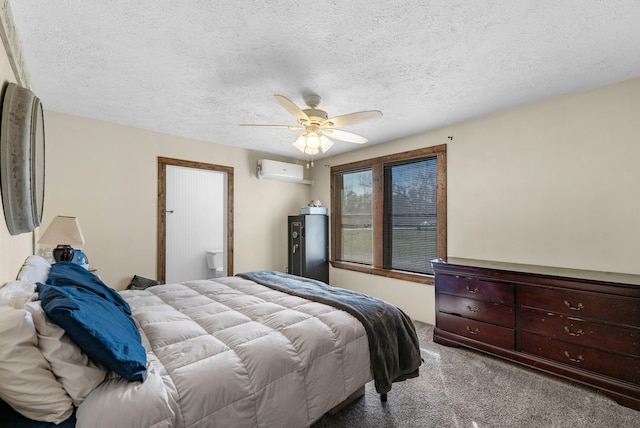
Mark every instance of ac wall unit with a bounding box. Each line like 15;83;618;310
257;159;305;183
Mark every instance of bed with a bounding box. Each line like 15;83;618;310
0;256;421;427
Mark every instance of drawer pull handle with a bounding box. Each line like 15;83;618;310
465;285;479;293
563;351;584;363
466;326;480;335
563;326;584;337
466;305;480;313
563;300;585;311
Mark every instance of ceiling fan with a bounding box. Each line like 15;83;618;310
241;94;382;166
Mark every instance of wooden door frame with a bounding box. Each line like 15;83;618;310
157;156;234;283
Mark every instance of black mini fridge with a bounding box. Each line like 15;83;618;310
288;215;329;283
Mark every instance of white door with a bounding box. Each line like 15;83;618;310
165;165;227;283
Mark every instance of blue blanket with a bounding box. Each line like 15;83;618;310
237;271;421;394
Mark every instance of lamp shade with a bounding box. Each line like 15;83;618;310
38;216;85;248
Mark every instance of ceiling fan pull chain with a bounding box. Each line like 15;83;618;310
306;156;315;168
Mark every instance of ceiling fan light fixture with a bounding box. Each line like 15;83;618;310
293;135;307;153
293;131;325;156
305;132;321;149
304;145;319;156
320;135;334;153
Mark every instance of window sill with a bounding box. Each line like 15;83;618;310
330;261;435;285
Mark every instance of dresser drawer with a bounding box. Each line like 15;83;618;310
438;293;514;328
519;308;640;357
521;331;640;384
520;286;640;327
437;274;514;304
437;312;515;349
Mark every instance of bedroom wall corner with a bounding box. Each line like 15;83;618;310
0;199;33;285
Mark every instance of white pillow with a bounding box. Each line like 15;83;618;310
0;306;73;424
16;255;51;283
25;301;109;406
0;280;37;308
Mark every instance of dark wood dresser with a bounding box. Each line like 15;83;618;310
431;257;640;411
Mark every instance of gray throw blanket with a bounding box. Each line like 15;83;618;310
237;271;421;394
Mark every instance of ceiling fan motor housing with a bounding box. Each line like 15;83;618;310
303;94;322;108
301;108;328;123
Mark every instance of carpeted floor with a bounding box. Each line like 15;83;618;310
312;321;640;427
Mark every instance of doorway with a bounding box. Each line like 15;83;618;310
157;157;234;284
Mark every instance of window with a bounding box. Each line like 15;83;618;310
331;145;446;283
340;169;373;264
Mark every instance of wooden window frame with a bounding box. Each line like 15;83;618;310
330;145;446;284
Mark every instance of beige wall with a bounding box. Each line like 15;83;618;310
42;111;313;289
314;77;640;324
0;36;34;285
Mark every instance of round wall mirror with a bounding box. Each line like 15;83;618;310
0;82;45;235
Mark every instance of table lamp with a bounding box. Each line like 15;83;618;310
38;216;86;263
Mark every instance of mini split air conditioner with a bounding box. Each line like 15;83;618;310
257;159;309;184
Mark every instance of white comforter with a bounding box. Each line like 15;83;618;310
76;276;372;428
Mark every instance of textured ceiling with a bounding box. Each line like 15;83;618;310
9;1;640;161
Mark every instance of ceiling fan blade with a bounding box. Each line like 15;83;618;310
321;128;368;144
239;124;304;130
322;110;382;128
273;94;310;123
